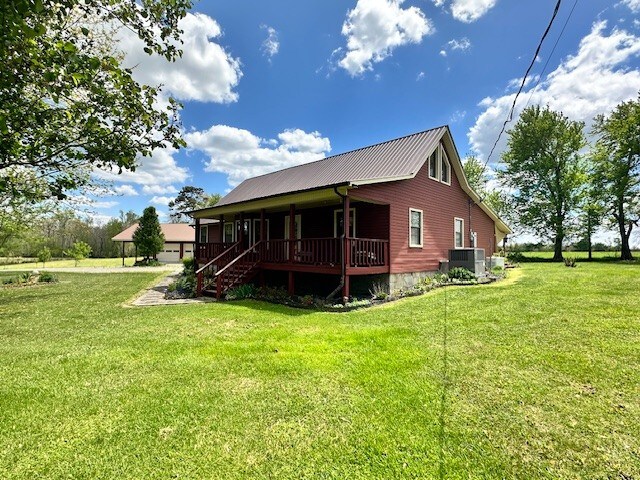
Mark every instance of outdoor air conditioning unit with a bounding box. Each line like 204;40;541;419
448;248;486;275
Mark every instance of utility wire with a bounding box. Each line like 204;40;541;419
523;0;579;110
479;0;564;179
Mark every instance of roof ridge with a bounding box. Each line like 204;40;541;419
239;125;449;182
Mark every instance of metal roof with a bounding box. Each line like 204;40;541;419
112;223;195;242
216;126;447;206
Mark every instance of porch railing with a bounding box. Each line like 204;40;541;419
196;242;235;261
349;238;389;267
261;238;342;266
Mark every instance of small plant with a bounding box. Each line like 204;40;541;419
226;283;257;300
563;256;577;267
345;298;372;308
182;257;196;273
448;267;476;281
64;241;92;266
38;272;58;283
2;276;17;285
369;282;388;300
37;247;52;267
134;259;162;267
491;266;504;275
433;272;449;284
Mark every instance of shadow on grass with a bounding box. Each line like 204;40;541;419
516;254;639;264
224;299;314;317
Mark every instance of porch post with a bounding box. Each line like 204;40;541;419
239;212;245;244
121;242;125;266
288;204;295;295
342;194;350;300
260;209;266;242
195;218;200;262
219;216;224;243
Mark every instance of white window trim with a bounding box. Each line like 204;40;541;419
428;150;439;181
409;208;423;248
454;217;464;249
440;146;451;185
199;225;208;243
223;222;235;243
333;208;356;237
251;218;270;244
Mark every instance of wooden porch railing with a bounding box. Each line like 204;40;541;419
214;241;263;298
196;242;235;261
261;238;342;265
348;238;389;267
196;241;242;295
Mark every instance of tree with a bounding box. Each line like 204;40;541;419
132;207;165;261
463;155;512;227
0;0;190;202
577;174;605;260
37;246;52;267
64;241;91;266
591;96;640;261
168;186;220;222
499;106;586;261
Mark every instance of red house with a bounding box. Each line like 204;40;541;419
190;126;510;299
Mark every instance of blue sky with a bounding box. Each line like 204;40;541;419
92;0;640;242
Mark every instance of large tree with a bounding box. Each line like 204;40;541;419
0;0;190;202
168;186;220;222
499;106;586;261
591;96;640;261
133;206;164;261
463;155;511;226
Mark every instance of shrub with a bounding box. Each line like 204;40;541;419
182;257;196;273
2;276;17;285
257;286;290;303
433;272;449;284
64;241;92;266
448;267;475;281
491;266;504;275
134;259;162;267
226;283;257;300
507;251;525;263
38;272;58;283
563;256;577;268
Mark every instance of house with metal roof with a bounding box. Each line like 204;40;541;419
190;126;511;299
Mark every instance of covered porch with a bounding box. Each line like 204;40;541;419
192;187;390;299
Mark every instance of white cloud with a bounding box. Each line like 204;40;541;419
337;0;434;76
96;147;189;187
416;71;425;80
432;0;446;6
448;37;471;51
450;110;467;123
620;0;640;12
142;184;178;195
150;196;173;206
439;49;447;57
185;125;331;187
450;0;498;22
260;25;279;60
468;21;640;162
505;74;539;91
120;12;242;103
112;185;138;196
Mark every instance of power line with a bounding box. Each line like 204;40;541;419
479;0;564;178
524;0;579;110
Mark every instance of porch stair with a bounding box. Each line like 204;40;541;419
196;241;263;299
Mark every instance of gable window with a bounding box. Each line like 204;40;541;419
440;148;451;184
454;217;464;248
199;225;208;244
428;151;438;180
409;208;423;248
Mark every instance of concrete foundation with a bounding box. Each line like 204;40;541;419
388;270;438;293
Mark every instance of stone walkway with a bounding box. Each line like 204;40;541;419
131;270;216;306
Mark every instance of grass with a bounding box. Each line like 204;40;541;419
514;250;640;262
0;257;174;270
1;263;639;479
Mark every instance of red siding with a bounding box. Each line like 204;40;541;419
354;160;496;273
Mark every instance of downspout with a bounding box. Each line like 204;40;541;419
327;186;347;300
468;198;472;248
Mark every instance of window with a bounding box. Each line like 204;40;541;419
333;208;356;237
252;218;270;245
199;225;208;243
223;222;235;243
440;148;451;184
428;151;438;179
409;208;423;248
454;217;464;248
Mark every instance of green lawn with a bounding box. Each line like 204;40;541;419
516;250;640;262
0;257;174;270
1;264;638;479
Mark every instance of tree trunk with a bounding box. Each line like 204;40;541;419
617;199;634;261
553;235;564;262
587;215;592;261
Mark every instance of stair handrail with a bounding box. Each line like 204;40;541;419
195;240;242;275
214;241;264;278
